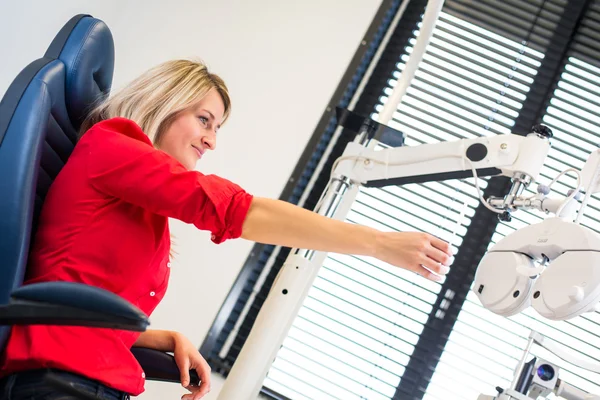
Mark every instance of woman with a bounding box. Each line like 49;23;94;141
0;60;452;400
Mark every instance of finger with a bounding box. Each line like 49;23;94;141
181;385;202;398
426;246;452;268
429;235;453;256
192;384;206;400
421;254;450;276
181;386;204;400
196;362;212;397
415;264;444;282
197;379;211;398
194;387;208;400
396;250;443;281
179;359;191;388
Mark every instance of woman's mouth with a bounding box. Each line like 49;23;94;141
192;146;203;159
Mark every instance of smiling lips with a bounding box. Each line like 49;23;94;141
192;146;204;159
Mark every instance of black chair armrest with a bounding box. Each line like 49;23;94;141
0;282;148;331
131;347;200;386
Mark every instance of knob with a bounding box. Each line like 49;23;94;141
498;211;512;222
568;286;584;303
531;124;553;139
537;184;550;195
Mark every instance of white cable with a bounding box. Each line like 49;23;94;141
330;155;367;177
451;190;469;247
576;189;593;225
575;165;599;225
462;157;505;214
548;168;580;189
557;186;581;217
548;168;582;217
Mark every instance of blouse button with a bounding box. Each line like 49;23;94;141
142;372;146;378
211;234;216;240
167;262;172;268
150;291;156;297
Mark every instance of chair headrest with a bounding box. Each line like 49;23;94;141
45;14;115;131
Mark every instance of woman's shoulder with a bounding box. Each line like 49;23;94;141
82;117;151;146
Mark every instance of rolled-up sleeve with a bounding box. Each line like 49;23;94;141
84;118;253;243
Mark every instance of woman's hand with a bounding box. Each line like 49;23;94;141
374;231;453;281
172;332;212;400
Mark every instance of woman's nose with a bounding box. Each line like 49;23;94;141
202;135;216;150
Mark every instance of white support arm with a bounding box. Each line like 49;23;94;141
335;133;550;186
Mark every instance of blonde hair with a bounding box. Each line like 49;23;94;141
80;59;231;144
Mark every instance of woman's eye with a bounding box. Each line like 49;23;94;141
198;116;209;125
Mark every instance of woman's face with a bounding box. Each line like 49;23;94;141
158;88;225;170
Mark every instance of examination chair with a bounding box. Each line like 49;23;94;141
0;14;199;394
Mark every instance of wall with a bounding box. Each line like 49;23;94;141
0;0;382;398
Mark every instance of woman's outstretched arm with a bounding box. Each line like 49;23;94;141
241;197;452;281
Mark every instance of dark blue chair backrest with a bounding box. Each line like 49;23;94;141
0;15;114;350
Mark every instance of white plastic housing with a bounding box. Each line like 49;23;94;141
500;133;550;181
474;251;536;316
529;359;559;398
490;218;600;259
532;251;600;320
474;218;600;320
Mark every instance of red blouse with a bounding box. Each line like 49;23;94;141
0;118;253;395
